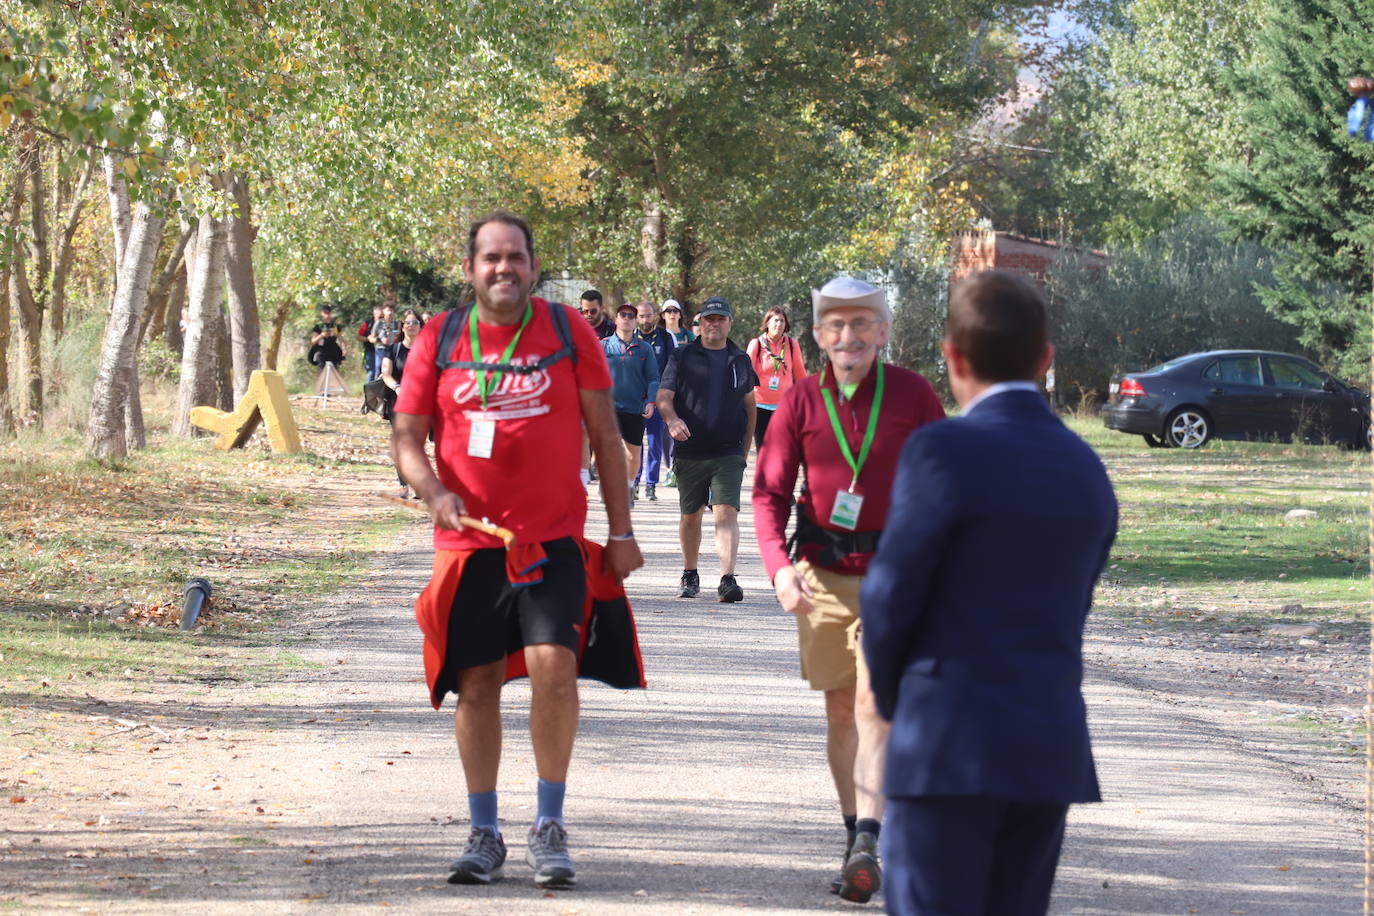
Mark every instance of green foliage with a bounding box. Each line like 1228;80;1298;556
978;0;1262;247
564;0;1035;299
1213;0;1374;380
137;336;181;384
1046;216;1304;402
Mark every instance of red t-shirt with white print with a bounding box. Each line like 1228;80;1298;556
395;298;612;550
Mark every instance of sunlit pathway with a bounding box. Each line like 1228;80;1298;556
2;469;1360;914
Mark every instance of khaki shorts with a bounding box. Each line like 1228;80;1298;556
793;560;868;692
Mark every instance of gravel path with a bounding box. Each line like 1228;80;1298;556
1;478;1364;913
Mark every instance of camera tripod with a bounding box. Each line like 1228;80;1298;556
311;360;348;408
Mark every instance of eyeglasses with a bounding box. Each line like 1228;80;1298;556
818;317;879;335
581;309;599;315
403;320;420;326
662;308;680;314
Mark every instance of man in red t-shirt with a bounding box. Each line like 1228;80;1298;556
753;276;945;904
393;211;642;890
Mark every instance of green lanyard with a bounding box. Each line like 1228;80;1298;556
470;303;532;409
761;336;787;374
819;362;885;492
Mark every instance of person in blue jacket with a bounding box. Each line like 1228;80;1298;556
602;302;660;506
860;270;1118;916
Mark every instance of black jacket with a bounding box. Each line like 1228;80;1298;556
660;338;758;459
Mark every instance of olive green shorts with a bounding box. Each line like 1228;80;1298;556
673;454;746;514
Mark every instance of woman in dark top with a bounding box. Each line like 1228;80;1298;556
381;309;423;495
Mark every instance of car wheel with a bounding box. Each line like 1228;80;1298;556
1142;434;1167;449
1165;408;1211;449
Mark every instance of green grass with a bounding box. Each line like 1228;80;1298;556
0;612;322;684
1067;416;1370;620
0;405;407;712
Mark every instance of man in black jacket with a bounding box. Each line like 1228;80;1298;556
656;296;758;603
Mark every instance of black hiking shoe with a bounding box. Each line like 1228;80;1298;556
679;569;700;598
717;574;744;603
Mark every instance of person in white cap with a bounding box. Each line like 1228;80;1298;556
752;275;945;904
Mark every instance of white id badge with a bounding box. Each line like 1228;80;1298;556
829;489;864;530
468;418;496;459
768;375;780;391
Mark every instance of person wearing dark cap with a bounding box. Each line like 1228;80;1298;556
656;295;758;603
860;270;1117;915
753;276;945;903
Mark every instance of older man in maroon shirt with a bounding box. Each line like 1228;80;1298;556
753;276;945;904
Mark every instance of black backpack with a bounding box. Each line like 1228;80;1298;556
434;300;578;375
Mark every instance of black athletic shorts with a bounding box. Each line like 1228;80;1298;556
441;537;586;677
615;411;646;445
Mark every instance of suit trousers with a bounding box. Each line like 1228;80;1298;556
639;409;669;484
882;795;1068;916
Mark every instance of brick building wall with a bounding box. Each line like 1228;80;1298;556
949;230;1105;290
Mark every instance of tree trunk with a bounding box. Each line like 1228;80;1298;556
85;199;167;459
263;297;293;370
223;172;261;401
212;301;234;411
103;154;131;271
138;225;190;344
641;200;664;275
164;261;187;354
50;153;95;338
122;362;145;451
673;223;702;307
0;261;13;436
8;135;43;426
172;213;227;437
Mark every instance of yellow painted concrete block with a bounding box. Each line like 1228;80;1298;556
189;369;302;453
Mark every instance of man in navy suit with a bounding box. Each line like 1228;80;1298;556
859;270;1118;915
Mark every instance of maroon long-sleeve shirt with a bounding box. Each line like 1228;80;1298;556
752;360;946;579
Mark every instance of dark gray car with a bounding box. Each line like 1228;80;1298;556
1101;350;1369;449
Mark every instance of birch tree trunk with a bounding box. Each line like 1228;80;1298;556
641;200;664;274
0;262;13;436
103;154;131;271
9;135;44;425
213;303;234;410
164;261;187;354
85;200;167;459
223;172;261;401
138;225;190;344
122;362;146;451
172;213;227;436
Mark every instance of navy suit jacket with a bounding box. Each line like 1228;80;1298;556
860;389;1118;805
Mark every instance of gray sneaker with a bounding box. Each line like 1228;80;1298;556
526;820;576;888
839;831;881;903
448;826;506;884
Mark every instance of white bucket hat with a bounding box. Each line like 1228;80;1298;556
811;276;891;323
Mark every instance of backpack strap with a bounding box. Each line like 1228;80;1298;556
434;304;473;372
435;300;578;376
